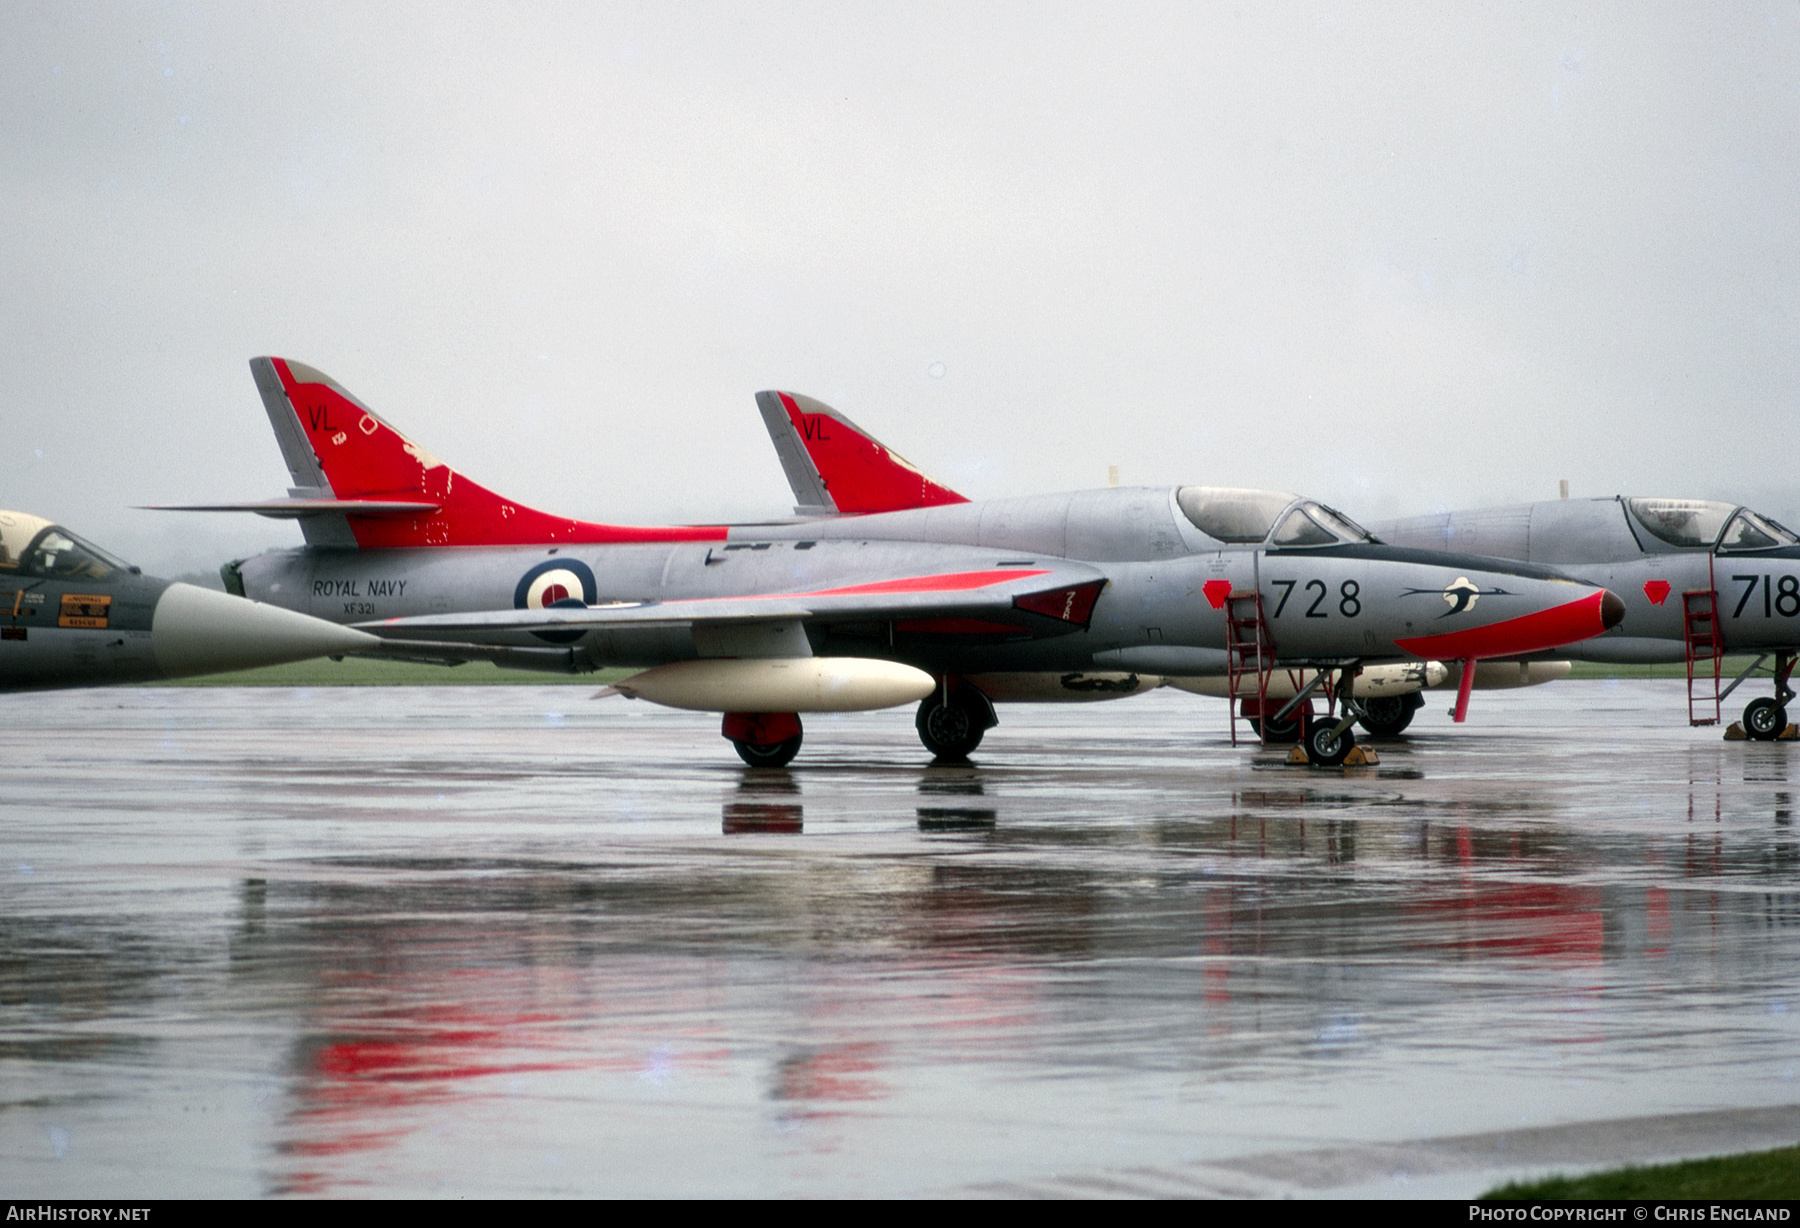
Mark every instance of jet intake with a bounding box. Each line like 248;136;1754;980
612;657;934;713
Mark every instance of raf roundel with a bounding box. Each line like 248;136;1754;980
514;558;597;643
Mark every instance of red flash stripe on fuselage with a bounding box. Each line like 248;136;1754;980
377;570;1059;628
802;569;1049;598
1395;590;1610;660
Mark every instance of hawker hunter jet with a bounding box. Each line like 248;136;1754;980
158;359;1623;766
755;391;1575;738
1375;497;1800;738
0;508;376;691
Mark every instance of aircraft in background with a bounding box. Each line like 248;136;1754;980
754;391;1577;738
1375;498;1800;738
0;508;376;691
158;359;1622;766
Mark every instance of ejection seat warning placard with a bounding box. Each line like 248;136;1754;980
58;593;111;628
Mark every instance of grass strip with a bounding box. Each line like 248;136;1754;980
1482;1144;1800;1199
1564;657;1765;680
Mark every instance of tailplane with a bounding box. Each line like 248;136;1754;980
756;391;968;516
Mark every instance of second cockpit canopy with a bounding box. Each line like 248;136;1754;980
1626;498;1800;553
1175;487;1377;549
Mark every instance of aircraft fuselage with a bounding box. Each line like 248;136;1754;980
235;488;1614;676
1;565;166;688
1376;497;1800;662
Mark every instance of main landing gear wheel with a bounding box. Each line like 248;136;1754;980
1304;721;1356;767
1357;694;1421;738
732;734;803;768
1248;710;1304;744
723;712;804;767
1242;699;1311;744
1743;697;1788;742
916;685;997;760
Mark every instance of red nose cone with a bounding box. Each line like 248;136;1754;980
1395;588;1619;660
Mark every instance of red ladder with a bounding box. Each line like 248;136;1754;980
1225;590;1275;745
1684;586;1722;726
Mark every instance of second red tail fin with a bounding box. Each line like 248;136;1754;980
755;391;968;516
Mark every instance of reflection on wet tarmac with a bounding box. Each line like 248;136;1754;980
723;770;803;834
917;766;997;832
3;684;1799;1196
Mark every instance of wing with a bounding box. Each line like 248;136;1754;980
354;564;1108;668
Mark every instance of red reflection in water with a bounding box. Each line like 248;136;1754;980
772;1042;888;1104
1413;826;1605;964
1412;880;1604;963
273;968;731;1194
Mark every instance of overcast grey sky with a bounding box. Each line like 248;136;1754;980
4;2;1798;576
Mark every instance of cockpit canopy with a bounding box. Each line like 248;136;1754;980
1626;498;1800;553
1176;487;1377;548
0;510;131;580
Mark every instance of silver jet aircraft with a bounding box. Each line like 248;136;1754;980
1375;497;1800;738
753;391;1572;739
164;358;1624;766
0;508;376;691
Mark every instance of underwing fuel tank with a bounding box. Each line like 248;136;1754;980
1434;660;1574;691
1164;661;1451;700
610;657;936;713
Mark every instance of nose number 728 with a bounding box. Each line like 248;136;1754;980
1269;579;1362;619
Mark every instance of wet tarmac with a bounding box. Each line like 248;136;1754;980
4;681;1798;1198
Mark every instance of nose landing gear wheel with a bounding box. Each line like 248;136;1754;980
1743;697;1788;742
1304;721;1356;766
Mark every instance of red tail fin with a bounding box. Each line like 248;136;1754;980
256;358;724;548
755;391;968;516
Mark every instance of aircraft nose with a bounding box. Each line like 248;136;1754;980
151;582;380;679
1601;589;1626;630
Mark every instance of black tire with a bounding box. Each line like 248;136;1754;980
733;733;803;768
1304;721;1355;767
1743;697;1788;742
1357;695;1418;738
916;691;994;759
1253;710;1305;743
